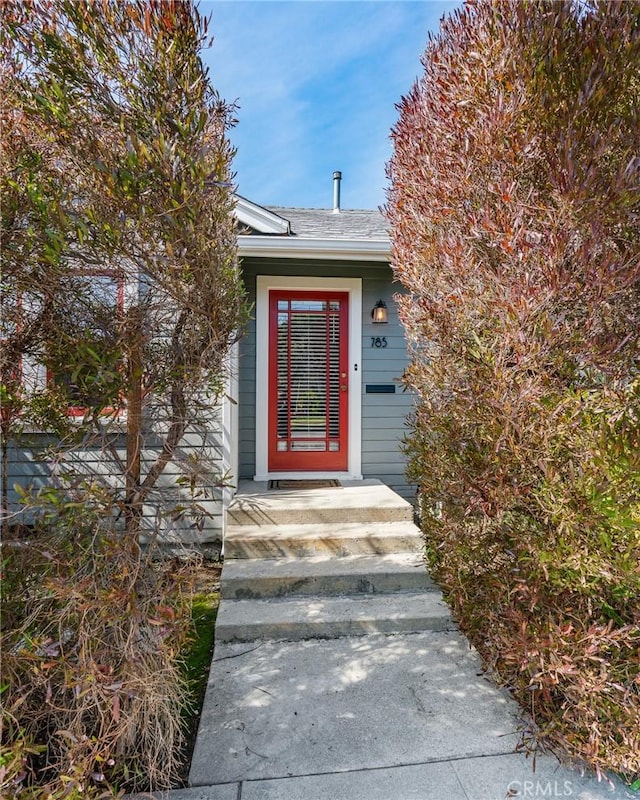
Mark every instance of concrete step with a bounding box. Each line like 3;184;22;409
224;520;424;559
215;592;453;642
227;480;414;527
221;553;437;599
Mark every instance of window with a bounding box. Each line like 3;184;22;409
46;272;125;416
0;286;24;427
0;354;23;430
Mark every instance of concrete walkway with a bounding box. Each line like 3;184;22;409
150;481;636;800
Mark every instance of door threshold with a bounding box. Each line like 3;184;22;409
255;472;363;481
268;479;342;490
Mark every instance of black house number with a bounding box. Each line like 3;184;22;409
370;336;388;349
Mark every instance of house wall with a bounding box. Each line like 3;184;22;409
2;406;227;550
238;257;415;500
2;268;228;549
3;257;416;544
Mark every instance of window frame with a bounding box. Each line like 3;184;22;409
45;269;126;418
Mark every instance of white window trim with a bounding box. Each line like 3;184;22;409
254;275;362;481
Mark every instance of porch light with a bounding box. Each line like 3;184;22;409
371;300;388;324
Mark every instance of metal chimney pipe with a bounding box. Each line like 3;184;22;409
332;171;342;213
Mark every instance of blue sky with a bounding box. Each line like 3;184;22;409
199;1;460;210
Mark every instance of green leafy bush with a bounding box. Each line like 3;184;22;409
387;0;639;782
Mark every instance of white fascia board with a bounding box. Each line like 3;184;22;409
234;197;290;235
238;235;390;262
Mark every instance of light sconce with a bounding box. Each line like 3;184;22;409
371;299;388;324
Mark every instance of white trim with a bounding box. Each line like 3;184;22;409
221;341;240;539
261;472;356;481
234;196;290;235
239;235;389;262
255;276;362;481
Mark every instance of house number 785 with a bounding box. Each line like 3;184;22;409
370;336;388;348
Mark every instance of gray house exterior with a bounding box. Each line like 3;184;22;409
4;192;414;549
230;195;413;498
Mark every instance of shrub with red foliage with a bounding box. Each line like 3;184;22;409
386;0;639;782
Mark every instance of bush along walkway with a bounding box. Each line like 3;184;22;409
385;0;640;787
150;481;638;800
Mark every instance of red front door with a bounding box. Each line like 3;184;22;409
268;290;349;471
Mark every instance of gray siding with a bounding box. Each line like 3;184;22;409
238;257;416;501
3;406;226;547
361;273;414;500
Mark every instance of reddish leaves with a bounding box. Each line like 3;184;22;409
387;0;639;782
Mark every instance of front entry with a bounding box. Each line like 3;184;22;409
268;290;349;471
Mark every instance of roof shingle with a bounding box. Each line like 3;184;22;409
266;206;389;241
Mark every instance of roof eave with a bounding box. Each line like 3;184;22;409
234;196;291;235
238;235;390;262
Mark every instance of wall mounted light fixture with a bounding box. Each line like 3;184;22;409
371;299;388;324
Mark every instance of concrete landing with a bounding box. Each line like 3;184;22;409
189;631;521;785
187;631;636;799
227;479;413;526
